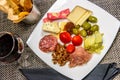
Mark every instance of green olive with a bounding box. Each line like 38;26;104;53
88;16;98;23
80;29;87;37
82;21;91;30
75;25;80;29
72;28;79;35
90;25;99;32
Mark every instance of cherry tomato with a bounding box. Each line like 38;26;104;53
59;32;71;44
66;44;75;53
72;35;83;46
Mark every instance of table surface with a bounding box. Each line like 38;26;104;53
0;0;120;80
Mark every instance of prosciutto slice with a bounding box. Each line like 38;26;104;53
69;46;92;67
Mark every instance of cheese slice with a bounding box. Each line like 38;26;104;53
76;10;92;26
42;22;60;34
67;5;93;26
67;6;87;24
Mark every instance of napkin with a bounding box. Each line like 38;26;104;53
19;68;72;80
19;63;120;80
83;62;120;80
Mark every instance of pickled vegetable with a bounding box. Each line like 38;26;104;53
84;31;104;53
82;21;91;30
87;30;93;35
88;16;97;23
75;25;80;29
80;29;87;37
72;28;79;35
90;25;99;32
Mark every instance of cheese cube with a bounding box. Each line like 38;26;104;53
59;22;67;31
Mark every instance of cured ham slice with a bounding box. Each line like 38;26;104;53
43;8;70;23
47;8;70;20
69;46;92;67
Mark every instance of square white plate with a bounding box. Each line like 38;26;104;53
27;0;120;80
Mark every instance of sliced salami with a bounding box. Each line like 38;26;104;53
39;35;58;53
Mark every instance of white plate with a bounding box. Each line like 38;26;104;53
27;0;120;80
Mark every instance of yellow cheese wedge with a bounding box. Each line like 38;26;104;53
67;6;87;24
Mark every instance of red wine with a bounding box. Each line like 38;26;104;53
0;33;21;63
0;34;13;57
